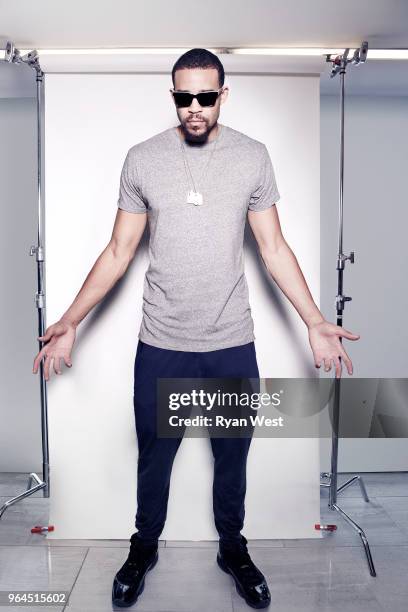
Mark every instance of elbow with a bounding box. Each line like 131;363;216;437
108;243;133;272
259;237;286;262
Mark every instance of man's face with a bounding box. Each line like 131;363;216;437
170;67;229;142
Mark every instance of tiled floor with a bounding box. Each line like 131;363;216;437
0;472;407;611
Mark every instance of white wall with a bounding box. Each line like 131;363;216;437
43;72;321;540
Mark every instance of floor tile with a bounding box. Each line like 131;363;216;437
66;546;234;612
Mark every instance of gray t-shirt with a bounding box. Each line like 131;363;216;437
117;123;280;352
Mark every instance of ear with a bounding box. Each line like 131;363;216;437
220;86;229;105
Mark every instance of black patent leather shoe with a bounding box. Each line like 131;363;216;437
217;535;271;609
112;534;159;608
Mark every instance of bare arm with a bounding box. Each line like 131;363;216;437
248;205;324;329
61;209;147;327
33;209;147;379
248;205;359;377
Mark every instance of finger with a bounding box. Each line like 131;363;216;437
337;327;360;340
33;348;47;373
53;355;62;375
43;353;51;381
63;355;73;368
323;358;332;372
315;356;323;368
38;327;54;342
339;349;353;375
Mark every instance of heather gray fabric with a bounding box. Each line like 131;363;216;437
117;123;280;352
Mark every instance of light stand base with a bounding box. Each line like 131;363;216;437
0;469;48;520
320;472;376;577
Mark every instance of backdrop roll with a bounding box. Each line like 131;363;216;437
44;72;321;540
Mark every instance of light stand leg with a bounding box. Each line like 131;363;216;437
337;475;369;501
332;503;376;576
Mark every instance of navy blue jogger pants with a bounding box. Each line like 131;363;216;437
132;339;260;546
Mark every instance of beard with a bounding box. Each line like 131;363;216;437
179;117;215;144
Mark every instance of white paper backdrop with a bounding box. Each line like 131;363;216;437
44;72;321;540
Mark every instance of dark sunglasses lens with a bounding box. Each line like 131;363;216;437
173;92;194;108
173;91;219;108
197;92;219;106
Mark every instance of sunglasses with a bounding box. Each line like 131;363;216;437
171;88;223;108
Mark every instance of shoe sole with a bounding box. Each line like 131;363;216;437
217;553;271;609
112;552;159;608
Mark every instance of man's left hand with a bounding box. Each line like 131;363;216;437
308;320;360;378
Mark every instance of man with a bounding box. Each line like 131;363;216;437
32;48;359;609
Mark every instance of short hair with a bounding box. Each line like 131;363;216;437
172;48;225;88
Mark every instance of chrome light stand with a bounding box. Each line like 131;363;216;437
318;41;376;577
0;41;49;519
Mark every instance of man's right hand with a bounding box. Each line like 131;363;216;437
32;319;77;381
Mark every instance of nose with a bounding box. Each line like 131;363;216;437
189;97;202;112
